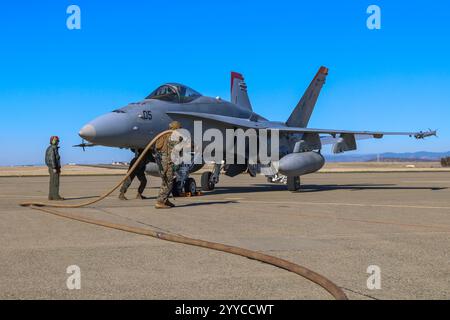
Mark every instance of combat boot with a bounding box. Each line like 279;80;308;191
165;199;175;207
118;192;128;200
136;193;148;200
49;196;64;201
155;201;171;209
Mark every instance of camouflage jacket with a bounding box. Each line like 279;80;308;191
154;132;180;158
45;145;61;170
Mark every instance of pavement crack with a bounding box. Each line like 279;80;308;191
341;287;379;300
93;207;183;236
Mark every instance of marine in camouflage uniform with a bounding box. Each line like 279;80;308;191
45;136;64;201
119;149;150;200
154;121;182;209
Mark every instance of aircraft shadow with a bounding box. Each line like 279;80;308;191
208;183;446;195
175;200;238;208
297;184;446;193
63;195;99;201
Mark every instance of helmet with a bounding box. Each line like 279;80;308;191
50;136;60;145
169;121;182;130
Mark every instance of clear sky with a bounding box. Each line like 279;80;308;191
1;0;449;165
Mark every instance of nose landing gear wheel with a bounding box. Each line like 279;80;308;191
184;178;197;195
172;179;183;197
201;171;215;191
287;176;301;191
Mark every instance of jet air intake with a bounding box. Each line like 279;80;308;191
278;152;325;177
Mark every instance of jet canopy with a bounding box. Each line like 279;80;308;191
146;83;202;103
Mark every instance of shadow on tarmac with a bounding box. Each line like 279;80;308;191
207;183;446;195
175;200;238;208
62;195;99;201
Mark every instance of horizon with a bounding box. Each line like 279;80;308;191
1;1;449;166
5;150;450;167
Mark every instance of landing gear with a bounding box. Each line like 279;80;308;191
201;172;215;191
201;163;222;191
171;162;200;197
184;178;197;195
172;177;198;196
287;176;301;191
172;179;183;197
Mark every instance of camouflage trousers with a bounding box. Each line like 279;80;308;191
48;168;60;199
157;154;174;203
120;171;147;194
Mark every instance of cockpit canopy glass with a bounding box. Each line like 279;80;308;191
146;84;201;103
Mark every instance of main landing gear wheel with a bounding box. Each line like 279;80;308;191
201;171;215;191
287;176;301;192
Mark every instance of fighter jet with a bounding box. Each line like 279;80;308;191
78;67;435;192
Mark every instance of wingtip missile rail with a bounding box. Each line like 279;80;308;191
413;130;437;139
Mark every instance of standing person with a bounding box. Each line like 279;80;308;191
154;121;182;209
119;149;150;200
45;136;64;201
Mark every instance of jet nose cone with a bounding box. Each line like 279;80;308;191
79;124;96;141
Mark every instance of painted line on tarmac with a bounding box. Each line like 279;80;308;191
283;211;450;232
402;180;450;184
223;199;450;211
0;195;44;199
180;198;450;232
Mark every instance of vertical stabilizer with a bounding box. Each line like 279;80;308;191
231;72;252;111
286;66;328;127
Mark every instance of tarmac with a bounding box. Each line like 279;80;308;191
1;171;449;300
2;161;449;177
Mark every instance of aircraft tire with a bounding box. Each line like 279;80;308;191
287;176;301;191
184;178;197;195
201;172;215;191
172;179;182;197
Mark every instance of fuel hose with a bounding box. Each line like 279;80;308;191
20;130;348;300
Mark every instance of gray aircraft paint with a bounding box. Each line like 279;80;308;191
78;67;434;179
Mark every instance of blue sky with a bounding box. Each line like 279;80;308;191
1;0;449;165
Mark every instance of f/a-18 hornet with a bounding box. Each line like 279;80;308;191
78;67;435;192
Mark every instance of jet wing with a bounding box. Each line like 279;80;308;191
166;111;435;140
277;127;436;139
267;127;435;154
320;134;373;145
166;111;266;128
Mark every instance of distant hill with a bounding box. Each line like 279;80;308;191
324;151;450;162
